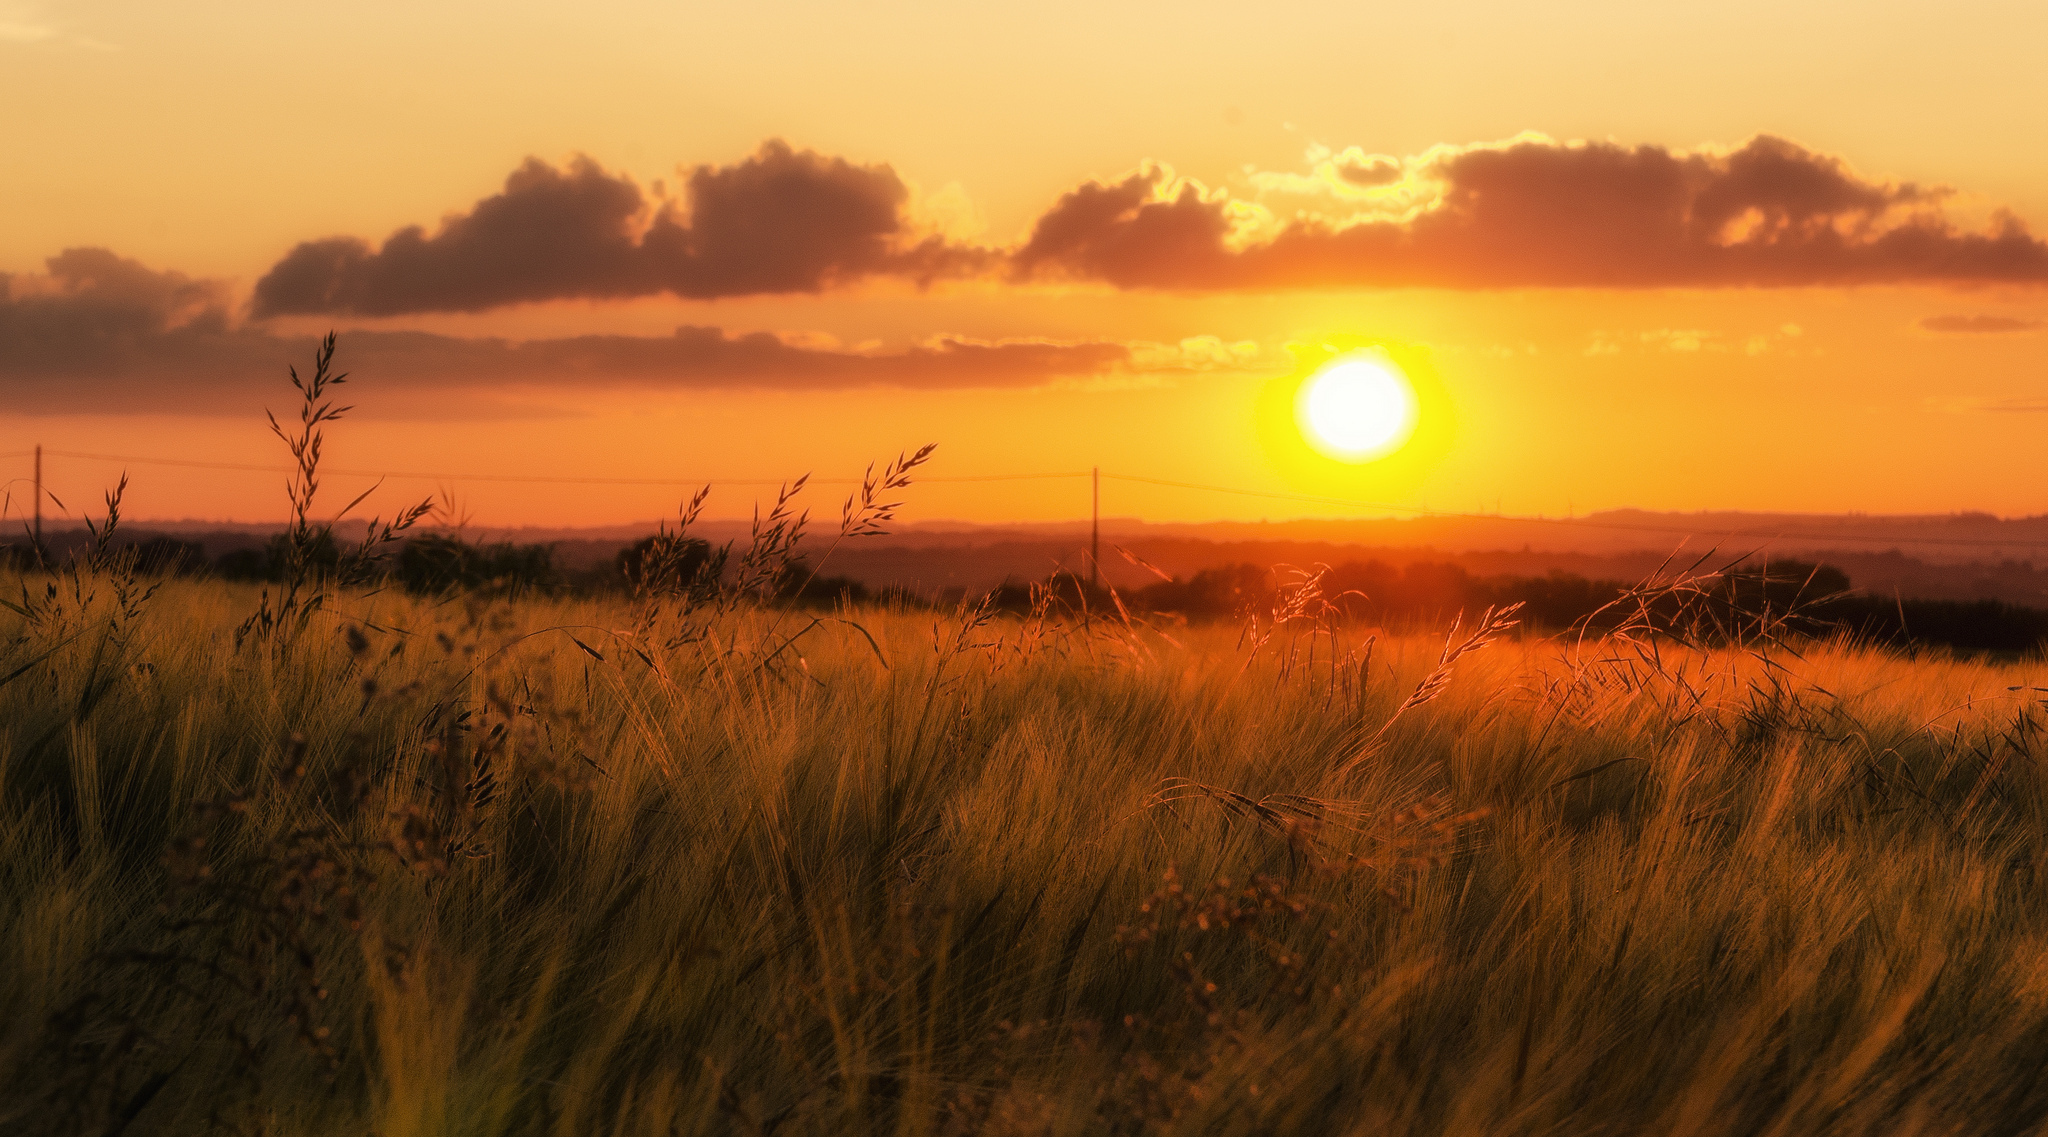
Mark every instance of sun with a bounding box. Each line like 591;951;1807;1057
1296;353;1419;461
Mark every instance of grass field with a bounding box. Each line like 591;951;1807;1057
4;562;2048;1135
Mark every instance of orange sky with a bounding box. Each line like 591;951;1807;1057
4;1;2046;529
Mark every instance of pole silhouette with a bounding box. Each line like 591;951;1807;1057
1090;466;1099;591
32;444;42;558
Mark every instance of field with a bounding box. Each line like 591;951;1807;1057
3;553;2048;1137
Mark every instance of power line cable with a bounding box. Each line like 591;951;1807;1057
20;446;2048;552
36;448;1089;487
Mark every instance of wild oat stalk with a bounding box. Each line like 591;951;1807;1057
1566;549;1837;661
85;476;158;633
753;445;938;675
266;332;358;581
842;444;939;539
1332;601;1523;781
768;444;938;610
627;486;717;601
2;473;157;644
727;475;812;606
80;474;126;570
238;333;432;647
1537;551;1857;738
617;486;730;661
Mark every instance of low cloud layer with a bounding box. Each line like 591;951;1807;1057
11;136;2047;410
246;135;2048;314
1019;135;2048;289
3;250;1144;415
252;142;983;316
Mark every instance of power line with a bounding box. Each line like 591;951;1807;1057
34;448;1089;487
16;446;2048;552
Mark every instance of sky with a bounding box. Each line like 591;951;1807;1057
4;0;2046;528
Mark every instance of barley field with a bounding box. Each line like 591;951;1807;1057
3;555;2047;1137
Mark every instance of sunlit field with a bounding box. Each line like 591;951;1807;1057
12;2;2048;1133
5;559;2047;1136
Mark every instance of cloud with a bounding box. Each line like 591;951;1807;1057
1578;324;1801;356
1015;135;2048;290
252;142;985;316
245;135;2048;315
4;250;1160;416
0;2;55;43
0;4;115;49
331;328;1134;396
0;247;235;372
1919;314;2043;333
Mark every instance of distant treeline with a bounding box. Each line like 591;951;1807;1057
992;558;2048;656
0;532;882;605
5;535;2045;654
4;533;575;594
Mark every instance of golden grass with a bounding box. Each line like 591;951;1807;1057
3;571;2047;1135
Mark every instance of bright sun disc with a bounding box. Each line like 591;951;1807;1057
1297;356;1418;461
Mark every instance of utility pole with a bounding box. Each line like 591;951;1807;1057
1090;466;1100;592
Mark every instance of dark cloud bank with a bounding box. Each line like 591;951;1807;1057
254;135;2048;316
1018;136;2048;289
253;142;984;317
1;249;1124;415
7;135;2047;413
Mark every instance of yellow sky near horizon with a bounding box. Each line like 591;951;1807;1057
4;0;2047;529
8;282;2044;528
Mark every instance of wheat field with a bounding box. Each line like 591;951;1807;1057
3;556;2047;1137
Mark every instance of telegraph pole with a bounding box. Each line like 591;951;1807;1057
1090;466;1100;592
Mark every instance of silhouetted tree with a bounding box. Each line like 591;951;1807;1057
614;533;726;602
395;536;560;596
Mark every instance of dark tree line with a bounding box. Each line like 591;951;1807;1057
7;535;2046;654
998;558;2048;656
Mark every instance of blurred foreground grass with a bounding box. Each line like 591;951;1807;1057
4;572;2047;1136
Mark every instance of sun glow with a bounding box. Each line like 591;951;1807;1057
1296;354;1419;461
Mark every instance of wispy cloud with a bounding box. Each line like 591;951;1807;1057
0;9;55;43
1581;324;1803;357
1930;394;2048;414
0;4;113;48
1919;314;2043;334
2;249;1254;417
